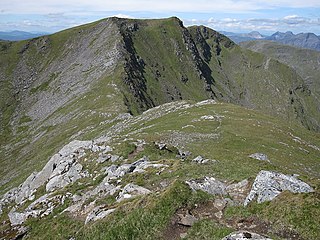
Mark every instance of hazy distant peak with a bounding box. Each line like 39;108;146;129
247;31;264;39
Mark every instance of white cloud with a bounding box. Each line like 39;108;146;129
1;0;320;15
112;14;134;19
284;15;299;20
185;15;320;34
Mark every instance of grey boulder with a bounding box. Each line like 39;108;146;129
177;212;197;226
244;170;313;206
222;231;272;240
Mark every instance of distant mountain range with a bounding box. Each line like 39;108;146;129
267;31;320;51
222;31;320;51
0;31;48;41
221;31;266;43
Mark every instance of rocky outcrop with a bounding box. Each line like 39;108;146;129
0;139;120;226
187;171;313;208
222;231;272;240
1;136;169;227
244;170;314;206
63;179;119;216
1;140;96;205
45;160;84;192
8;193;69;226
186;177;250;206
103;156;168;178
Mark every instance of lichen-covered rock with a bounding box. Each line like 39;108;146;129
117;184;151;202
132;157;168;173
96;155;110;163
85;206;116;224
88;177;120;198
244;170;314;206
110;155;119;162
104;164;135;178
192;155;209;164
249;153;269;162
46;162;83;192
58;140;92;156
103;157;168;177
186;177;227;195
8;208;27;226
222;231;272;240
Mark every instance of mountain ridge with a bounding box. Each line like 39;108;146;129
266;31;320;51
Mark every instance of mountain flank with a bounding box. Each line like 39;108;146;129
241;40;320;128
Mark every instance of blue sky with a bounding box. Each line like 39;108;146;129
0;0;320;34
